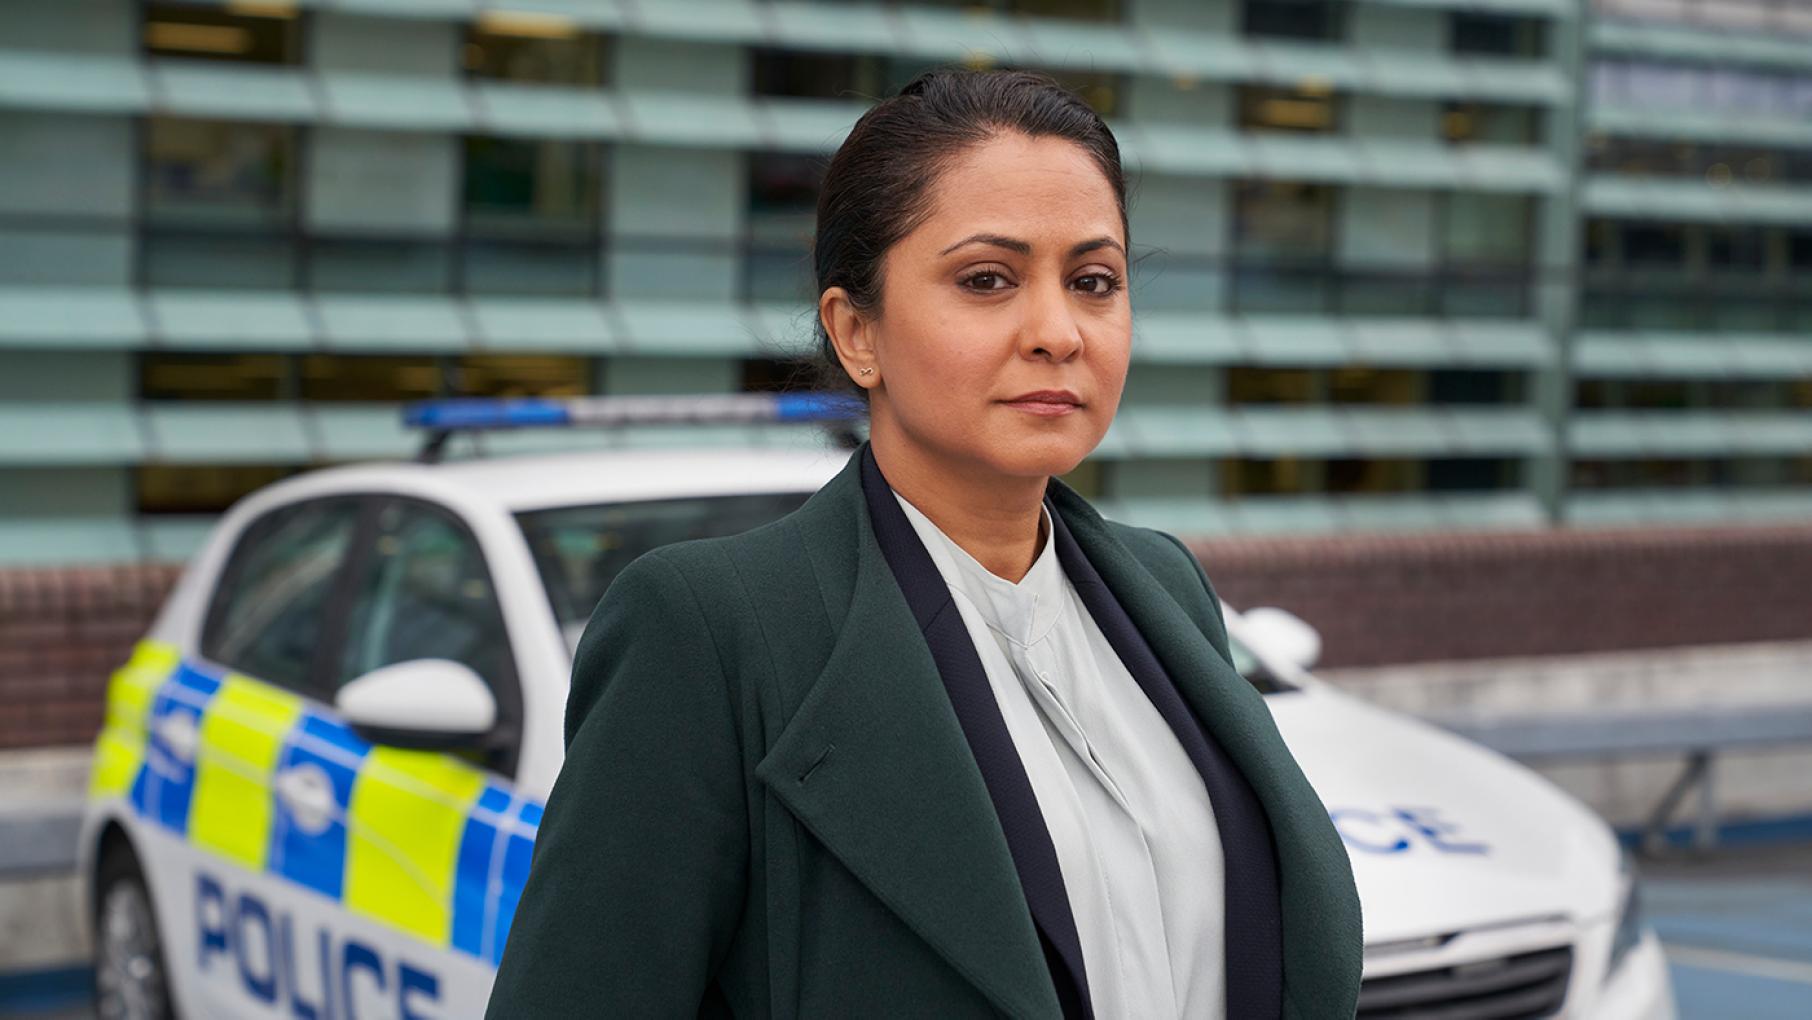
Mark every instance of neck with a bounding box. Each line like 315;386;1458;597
870;426;1049;584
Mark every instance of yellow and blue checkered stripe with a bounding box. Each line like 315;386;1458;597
91;640;541;967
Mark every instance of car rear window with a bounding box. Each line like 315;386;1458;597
1227;631;1292;695
517;492;812;638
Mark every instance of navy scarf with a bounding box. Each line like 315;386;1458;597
859;446;1283;1019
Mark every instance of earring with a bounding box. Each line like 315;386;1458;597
858;367;875;376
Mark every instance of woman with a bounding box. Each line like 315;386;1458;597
486;69;1361;1019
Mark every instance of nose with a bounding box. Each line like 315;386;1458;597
1018;276;1083;363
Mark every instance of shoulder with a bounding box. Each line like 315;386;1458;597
571;498;845;740
586;495;834;658
1102;519;1214;601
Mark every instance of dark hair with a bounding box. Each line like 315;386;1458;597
808;68;1129;398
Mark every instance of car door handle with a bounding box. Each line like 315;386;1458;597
273;764;337;836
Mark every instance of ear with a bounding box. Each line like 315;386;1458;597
818;286;881;391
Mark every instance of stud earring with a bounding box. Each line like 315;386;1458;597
858;367;875;376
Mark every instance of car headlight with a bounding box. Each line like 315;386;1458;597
1606;849;1646;980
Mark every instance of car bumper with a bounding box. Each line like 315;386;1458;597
1592;929;1675;1020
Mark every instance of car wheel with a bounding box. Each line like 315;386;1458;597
94;845;176;1020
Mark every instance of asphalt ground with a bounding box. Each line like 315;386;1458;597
1643;840;1812;1019
5;841;1810;1018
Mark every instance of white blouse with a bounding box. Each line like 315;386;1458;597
891;490;1226;1020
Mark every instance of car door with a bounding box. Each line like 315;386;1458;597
130;492;539;1019
309;495;541;1017
136;494;365;1018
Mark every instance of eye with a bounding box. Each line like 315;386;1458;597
1071;269;1122;295
957;268;1014;292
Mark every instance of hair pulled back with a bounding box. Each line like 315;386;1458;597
811;68;1128;397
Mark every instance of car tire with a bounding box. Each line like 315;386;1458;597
94;842;178;1020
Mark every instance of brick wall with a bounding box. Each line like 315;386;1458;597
2;522;1812;750
1187;522;1812;669
0;564;181;751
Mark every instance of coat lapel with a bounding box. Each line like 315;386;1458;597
754;450;1062;1020
755;449;1355;1020
1045;477;1358;1018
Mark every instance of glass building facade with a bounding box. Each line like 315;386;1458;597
1577;0;1812;522
0;0;1802;564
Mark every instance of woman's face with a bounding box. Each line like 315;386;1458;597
838;131;1132;483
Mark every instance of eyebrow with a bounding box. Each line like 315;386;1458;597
938;233;1126;258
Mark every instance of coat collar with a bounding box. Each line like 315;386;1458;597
754;443;1322;1019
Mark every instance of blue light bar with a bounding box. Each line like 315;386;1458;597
403;398;572;431
403;392;866;433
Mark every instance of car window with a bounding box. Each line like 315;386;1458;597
1227;630;1290;694
336;499;512;699
202;498;362;693
518;492;811;638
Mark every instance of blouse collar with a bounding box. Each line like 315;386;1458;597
890;489;1065;648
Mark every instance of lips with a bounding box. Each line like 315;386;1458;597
1003;389;1082;406
1001;390;1083;417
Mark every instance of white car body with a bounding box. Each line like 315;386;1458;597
81;443;1674;1019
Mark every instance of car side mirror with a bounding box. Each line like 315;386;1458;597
334;658;498;750
1239;607;1322;673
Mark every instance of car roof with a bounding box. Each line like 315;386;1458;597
264;444;851;515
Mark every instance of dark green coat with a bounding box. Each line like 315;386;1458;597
486;444;1363;1018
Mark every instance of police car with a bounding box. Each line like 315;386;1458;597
81;394;1673;1019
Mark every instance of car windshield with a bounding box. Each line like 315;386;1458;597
1226;629;1292;695
518;492;813;649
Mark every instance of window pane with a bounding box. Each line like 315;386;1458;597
1425;458;1517;491
1566;457;1812;491
1044;69;1121;117
337;501;510;694
299;355;443;402
462;137;603;295
1234;181;1336;259
1239;85;1340;134
462;240;599;295
1224;458;1293;495
1790;231;1812;272
741;357;818;393
1450;13;1545;58
1622;223;1688;268
144;2;302;65
463;137;602;233
1324;458;1419;494
464;14;607;86
746;151;824;302
1227;367;1317;404
308;239;454;293
1428;370;1523;404
453;355;590;397
1444;194;1532;264
141;233;299;289
203;499;361;692
914;0;1122;19
751;50;887;100
1626;60;1702;110
1443;102;1541;145
137;464;296;515
1233;182;1337;313
1011;0;1121;20
1338;270;1435;316
140;353;287;400
143;117;299;287
145;118;298;228
1242;0;1343;41
1705;226;1767;272
1327;367;1421;404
